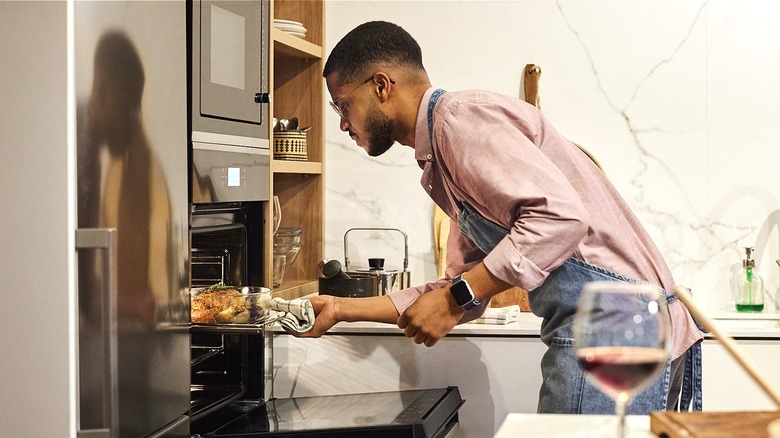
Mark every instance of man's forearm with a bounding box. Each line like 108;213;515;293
335;295;400;324
461;262;513;304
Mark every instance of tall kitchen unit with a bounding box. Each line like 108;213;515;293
1;2;191;436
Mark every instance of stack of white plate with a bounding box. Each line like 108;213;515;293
274;19;307;39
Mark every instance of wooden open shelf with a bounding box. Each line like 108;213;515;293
266;0;325;300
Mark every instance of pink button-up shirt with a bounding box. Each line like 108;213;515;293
388;87;703;359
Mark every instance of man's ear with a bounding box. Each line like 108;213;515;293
373;72;393;102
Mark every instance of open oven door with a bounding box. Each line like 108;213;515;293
191;386;464;438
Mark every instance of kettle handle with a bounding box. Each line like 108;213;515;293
343;227;408;272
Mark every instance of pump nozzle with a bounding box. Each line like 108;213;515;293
743;247;756;268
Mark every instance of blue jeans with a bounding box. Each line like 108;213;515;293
456;201;701;413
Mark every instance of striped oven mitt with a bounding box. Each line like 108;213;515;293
266;297;315;333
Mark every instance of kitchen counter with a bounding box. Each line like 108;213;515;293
304;312;546;336
494;414;653;438
269;309;780;338
709;311;780;338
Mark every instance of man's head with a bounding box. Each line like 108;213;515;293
324;21;429;156
323;21;424;85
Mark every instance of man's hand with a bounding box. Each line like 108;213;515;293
397;286;463;347
293;294;340;337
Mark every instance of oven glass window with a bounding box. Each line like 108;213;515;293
210;5;245;90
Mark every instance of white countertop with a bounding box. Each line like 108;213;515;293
494;413;654;438
265;312;545;336
709;311;780;338
270;311;780;338
324;312;545;336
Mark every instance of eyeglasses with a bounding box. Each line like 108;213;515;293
329;76;395;120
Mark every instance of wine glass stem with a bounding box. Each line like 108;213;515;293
615;393;629;438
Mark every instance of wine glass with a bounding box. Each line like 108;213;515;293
574;281;671;437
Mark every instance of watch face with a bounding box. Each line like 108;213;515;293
450;278;474;307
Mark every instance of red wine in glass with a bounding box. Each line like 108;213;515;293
577;346;666;396
574;282;670;438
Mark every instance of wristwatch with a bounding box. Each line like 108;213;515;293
450;275;482;310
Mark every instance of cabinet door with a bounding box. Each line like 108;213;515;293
702;339;780;410
198;0;267;125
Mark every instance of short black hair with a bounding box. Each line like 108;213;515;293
323;21;424;84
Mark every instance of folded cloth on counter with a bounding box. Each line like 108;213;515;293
265;297;315;333
474;305;521;325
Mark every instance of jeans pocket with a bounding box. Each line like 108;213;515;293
540;336;633;414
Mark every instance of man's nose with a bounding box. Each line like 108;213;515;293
338;116;349;131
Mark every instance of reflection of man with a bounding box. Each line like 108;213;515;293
85;31;174;327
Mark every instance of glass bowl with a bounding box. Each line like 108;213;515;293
274;227;302;264
190;285;271;324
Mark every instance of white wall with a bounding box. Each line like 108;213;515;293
321;0;780;315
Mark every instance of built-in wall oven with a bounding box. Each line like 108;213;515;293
188;0;272;430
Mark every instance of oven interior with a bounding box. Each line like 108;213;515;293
189;202;266;432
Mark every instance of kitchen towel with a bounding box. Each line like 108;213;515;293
265;297;315;333
475;305;520;325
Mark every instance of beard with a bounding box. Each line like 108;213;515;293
364;104;395;157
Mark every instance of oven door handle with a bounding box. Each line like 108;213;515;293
75;228;118;438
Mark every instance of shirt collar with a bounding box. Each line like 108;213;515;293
414;87;437;166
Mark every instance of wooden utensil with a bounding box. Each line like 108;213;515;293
524;64;542;109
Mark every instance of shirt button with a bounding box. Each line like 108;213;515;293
426;154;432;160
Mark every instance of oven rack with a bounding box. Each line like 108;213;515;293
190;312;289;334
190;322;266;334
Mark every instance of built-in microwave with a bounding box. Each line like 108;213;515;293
189;0;270;146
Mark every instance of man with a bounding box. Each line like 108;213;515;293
298;21;704;414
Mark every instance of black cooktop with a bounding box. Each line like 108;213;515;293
201;387;464;438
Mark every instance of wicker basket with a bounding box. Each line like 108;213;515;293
273;131;307;161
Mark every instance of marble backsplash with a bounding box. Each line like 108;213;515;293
321;0;780;314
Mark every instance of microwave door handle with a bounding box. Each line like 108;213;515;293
75;228;118;438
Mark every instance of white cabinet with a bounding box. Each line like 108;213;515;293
702;338;780;411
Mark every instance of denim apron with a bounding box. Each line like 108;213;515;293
426;90;702;413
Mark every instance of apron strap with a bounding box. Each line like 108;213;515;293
427;88;447;145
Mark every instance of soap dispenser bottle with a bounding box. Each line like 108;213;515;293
735;247;764;312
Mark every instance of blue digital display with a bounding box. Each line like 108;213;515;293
227;167;241;187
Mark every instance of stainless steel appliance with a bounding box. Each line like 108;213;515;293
189;0;271;205
189;0;271;146
74;1;191;436
320;228;412;297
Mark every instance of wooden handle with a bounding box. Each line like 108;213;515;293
674;286;780;408
523;64;542;109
